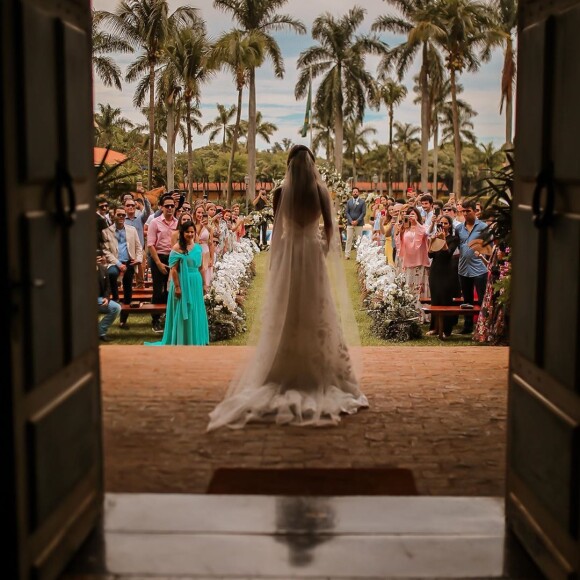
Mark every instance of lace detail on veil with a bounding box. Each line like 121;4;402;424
207;146;368;431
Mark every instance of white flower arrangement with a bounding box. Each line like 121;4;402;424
205;237;259;341
318;164;351;227
356;237;422;341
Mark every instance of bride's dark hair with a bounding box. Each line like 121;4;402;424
277;144;325;226
286;144;315;164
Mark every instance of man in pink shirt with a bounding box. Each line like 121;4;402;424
147;193;178;333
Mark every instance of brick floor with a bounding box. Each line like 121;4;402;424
101;345;509;497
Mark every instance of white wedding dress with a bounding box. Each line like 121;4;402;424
207;147;368;431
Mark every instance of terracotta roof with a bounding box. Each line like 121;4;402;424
94;147;127;166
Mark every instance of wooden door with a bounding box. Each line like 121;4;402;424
1;1;103;579
508;0;580;577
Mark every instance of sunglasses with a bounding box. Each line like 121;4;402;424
163;204;175;209
99;205;108;209
125;203;136;207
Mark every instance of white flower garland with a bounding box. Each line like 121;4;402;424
205;238;259;341
356;237;422;341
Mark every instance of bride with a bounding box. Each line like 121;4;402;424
207;145;368;430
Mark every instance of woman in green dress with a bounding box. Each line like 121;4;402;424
146;220;209;346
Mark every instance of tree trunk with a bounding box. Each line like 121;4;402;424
247;68;257;209
166;97;175;192
227;86;243;206
420;44;430;194
186;100;193;201
334;71;344;174
503;37;514;147
403;156;408;190
433;120;439;199
148;63;155;190
506;92;513;147
450;68;462;195
388;105;393;197
334;114;344;176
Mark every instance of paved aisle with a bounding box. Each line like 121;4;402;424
101;345;508;496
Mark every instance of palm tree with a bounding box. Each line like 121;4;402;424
478;141;505;172
310;117;334;162
162;26;212;197
92;10;133;90
393;121;420;187
371;77;408;196
343;118;376;185
213;0;306;202
94;103;134;148
203;104;237;150
209;28;265;205
373;0;441;194
296;7;386;175
240;111;278;145
495;0;517;146
440;103;477;146
430;0;502;195
101;0;199;189
414;72;467;197
157;65;182;192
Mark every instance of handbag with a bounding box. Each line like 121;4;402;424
429;236;446;252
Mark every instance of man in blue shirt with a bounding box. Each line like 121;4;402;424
455;199;488;334
124;189;151;287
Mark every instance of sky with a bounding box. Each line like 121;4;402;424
93;0;508;153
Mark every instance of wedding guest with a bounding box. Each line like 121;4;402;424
396;207;430;299
102;206;143;329
456;199;489;334
145;220;209;346
427;215;460;337
147;194;178;333
383;204;396;267
344;187;366;259
124;191;151;287
252;188;270;247
171;211;193;246
97;249;121;342
194;204;213;291
96;196;111;226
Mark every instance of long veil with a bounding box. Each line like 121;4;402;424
207;145;367;431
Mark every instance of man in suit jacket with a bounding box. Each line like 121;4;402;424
344;187;366;259
102;206;144;328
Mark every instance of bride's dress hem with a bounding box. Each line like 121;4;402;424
206;384;369;432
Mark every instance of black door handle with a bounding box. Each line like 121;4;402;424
532;163;555;229
54;162;77;227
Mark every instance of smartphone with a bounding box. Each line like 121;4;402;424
434;207;441;216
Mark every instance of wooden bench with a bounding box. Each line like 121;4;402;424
421;305;481;339
121;302;166;315
119;290;153;300
420;296;463;304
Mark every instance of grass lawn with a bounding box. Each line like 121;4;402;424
102;249;481;347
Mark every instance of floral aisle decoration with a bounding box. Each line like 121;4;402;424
356;237;422;342
471;150;513;345
318;165;351;228
205;237;259;342
246;205;274;245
